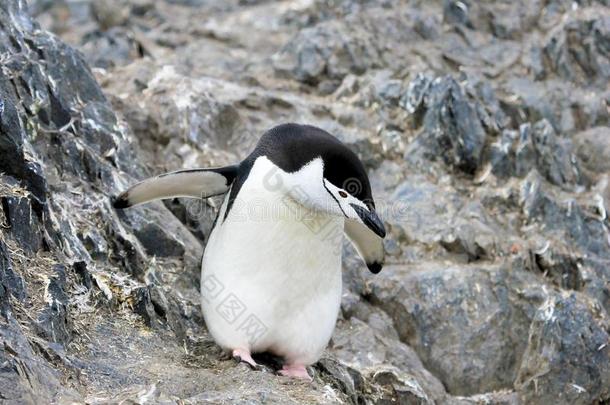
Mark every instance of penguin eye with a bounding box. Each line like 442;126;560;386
338;190;348;198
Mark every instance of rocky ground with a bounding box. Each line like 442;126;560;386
0;0;609;403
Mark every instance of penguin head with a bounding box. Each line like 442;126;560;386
254;124;386;272
280;155;386;239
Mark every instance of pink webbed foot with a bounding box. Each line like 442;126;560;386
232;348;260;370
278;364;312;381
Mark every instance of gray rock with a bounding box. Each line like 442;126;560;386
315;357;366;404
403;75;489;175
1;195;43;254
0;240;25;315
542;13;610;86
128;69;242;148
368;365;435;405
0;2;211;400
90;0;130;30
371;72;403;106
118;201;202;259
0;317;82;403
35;265;73;345
530;243;583;291
447;390;519;405
388;174;463;246
368;263;546;396
443;0;482;30
273;19;380;86
80;27;145;69
581;255;610;316
443;201;501;261
526;121;581;187
274;6;425;89
131;285;165;328
163;197;218;243
488;119;583;190
518;171;609;258
573;126;610;173
516;170;610;316
500;77;609;134
399;73;431;116
331;316;447;401
515;293;610;404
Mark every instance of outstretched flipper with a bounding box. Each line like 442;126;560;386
113;166;238;209
344;218;385;274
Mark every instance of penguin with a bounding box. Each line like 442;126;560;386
113;123;385;379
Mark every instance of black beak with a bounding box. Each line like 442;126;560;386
350;204;386;238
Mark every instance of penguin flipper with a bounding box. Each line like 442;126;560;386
113;165;238;209
344;219;384;274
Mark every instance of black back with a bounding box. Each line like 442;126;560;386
224;123;374;220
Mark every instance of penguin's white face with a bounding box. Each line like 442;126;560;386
322;178;369;217
281;158;385;239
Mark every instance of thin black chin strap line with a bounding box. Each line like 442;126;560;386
323;179;348;218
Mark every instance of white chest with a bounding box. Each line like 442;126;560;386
200;157;344;365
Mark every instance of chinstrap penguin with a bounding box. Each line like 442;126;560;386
113;123;386;380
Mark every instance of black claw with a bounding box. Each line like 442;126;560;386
233;355;260;370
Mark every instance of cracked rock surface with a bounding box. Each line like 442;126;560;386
1;0;609;403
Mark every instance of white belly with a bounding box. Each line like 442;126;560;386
200;162;343;365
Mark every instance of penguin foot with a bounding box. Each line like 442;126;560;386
278;364;312;381
232;348;260;370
